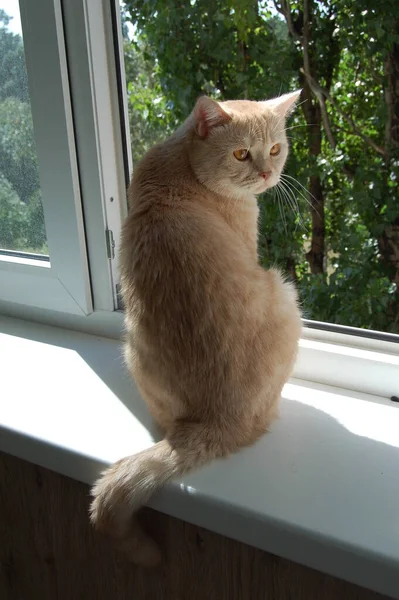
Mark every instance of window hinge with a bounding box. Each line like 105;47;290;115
105;228;115;259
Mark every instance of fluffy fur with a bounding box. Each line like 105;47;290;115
90;92;303;565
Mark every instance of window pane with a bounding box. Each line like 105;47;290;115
0;1;48;255
118;2;399;335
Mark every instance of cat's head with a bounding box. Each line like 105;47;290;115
188;91;300;199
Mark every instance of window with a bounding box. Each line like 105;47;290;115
0;0;397;398
0;4;47;256
0;0;126;316
119;1;399;337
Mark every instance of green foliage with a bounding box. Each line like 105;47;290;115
124;40;177;165
0;9;28;103
0;4;397;331
122;0;399;332
124;0;296;120
0;175;47;253
0;175;28;249
25;190;47;252
0;12;46;254
0;98;40;203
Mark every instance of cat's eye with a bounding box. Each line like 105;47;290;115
233;148;249;161
270;143;281;156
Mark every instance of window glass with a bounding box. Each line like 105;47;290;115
121;1;398;335
0;1;48;256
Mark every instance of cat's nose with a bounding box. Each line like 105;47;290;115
259;171;271;181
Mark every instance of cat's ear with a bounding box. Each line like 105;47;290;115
262;90;301;119
193;96;231;138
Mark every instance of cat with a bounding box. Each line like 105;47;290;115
90;91;303;566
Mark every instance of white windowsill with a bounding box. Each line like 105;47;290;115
0;315;398;599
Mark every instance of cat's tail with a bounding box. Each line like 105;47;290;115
90;420;248;566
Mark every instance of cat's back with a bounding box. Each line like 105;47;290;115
121;182;232;315
128;133;199;206
121;132;239;277
119;136;261;346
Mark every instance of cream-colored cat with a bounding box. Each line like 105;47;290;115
90;92;302;565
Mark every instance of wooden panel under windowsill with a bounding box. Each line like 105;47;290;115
0;452;390;600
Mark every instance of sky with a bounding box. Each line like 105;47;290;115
2;1;276;40
2;0;22;35
1;1;129;38
1;1;135;44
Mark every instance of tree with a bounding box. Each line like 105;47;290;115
274;1;340;276
125;0;295;114
275;0;399;330
121;0;399;332
0;175;28;250
0;9;29;103
123;38;177;165
0;12;47;254
0;98;40;204
124;0;307;280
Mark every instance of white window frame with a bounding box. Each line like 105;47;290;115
296;324;399;400
61;0;128;312
0;0;127;316
0;0;92;315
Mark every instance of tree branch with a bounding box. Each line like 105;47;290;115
302;0;311;76
301;0;337;150
279;0;384;156
273;1;301;41
319;97;337;149
300;67;386;157
384;44;399;160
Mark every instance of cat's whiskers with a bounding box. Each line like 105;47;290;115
277;180;307;232
279;123;316;134
280;177;313;221
276;182;292;223
274;99;308;132
276;182;295;223
273;105;310;135
274;184;287;233
292;98;308;111
280;173;321;217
